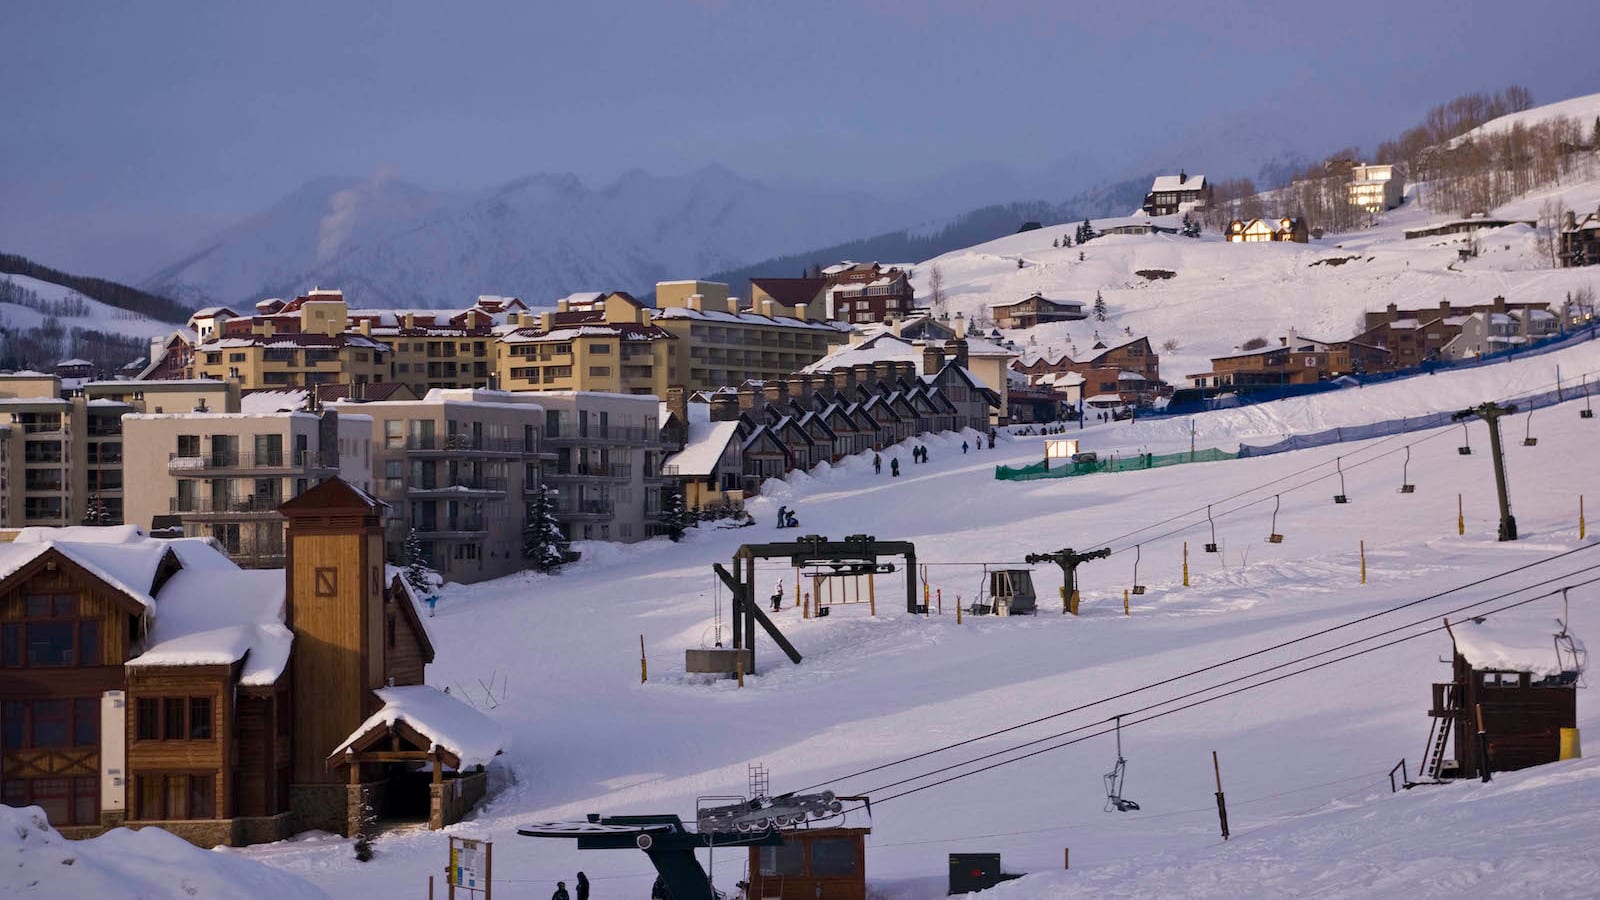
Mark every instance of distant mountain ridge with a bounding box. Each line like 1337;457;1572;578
1;252;189;323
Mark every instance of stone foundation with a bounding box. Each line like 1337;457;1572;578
347;781;388;838
290;783;350;835
430;769;489;829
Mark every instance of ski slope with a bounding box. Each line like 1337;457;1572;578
220;333;1600;900
0;271;178;341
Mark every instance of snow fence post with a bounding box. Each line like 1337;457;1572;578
1360;540;1367;585
639;635;647;684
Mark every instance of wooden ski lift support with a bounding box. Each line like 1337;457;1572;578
1582;376;1595;419
1399;446;1416;494
1453;403;1519;541
1267;494;1284;543
1523;400;1539;446
1333;456;1349;504
1204;504;1219;553
1130;545;1146;594
1102;716;1140;813
1458;421;1473;455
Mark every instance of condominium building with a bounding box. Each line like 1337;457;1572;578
0;374;142;528
120;407;372;568
337;389;551;584
653;281;851;390
1349;163;1406;213
496;292;674;396
530;392;667;543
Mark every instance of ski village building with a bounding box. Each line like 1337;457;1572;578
1012;337;1164;410
0;480;503;847
990;292;1089;330
1224;216;1309;244
1141;172;1212;216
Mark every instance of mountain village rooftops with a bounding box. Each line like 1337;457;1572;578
663;420;742;477
203;333;391;350
652;305;851;332
498;323;675;344
1149;173;1207;193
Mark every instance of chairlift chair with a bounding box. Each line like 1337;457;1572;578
1267;494;1284;543
1130;545;1146;595
1458;422;1473;455
1102;716;1140;813
1523;401;1539;446
1204;505;1219;553
1398;446;1416;494
1333;456;1349;504
1582;376;1595;419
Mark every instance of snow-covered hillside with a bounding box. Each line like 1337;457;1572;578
142;166;947;309
218;335;1600;899
0;271;178;341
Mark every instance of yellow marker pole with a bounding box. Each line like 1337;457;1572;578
1123;588;1129;615
869;573;877;617
795;569;801;608
639;634;647;684
956;596;963;624
1360;539;1367;584
736;649;745;688
1581;495;1587;540
803;593;810;619
1182;541;1190;587
1458;493;1465;536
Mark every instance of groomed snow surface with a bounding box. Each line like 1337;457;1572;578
181;333;1600;900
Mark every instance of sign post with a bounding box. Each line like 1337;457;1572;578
447;837;493;900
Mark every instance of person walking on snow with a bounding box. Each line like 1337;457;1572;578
962;440;968;454
771;581;784;613
873;452;882;474
551;881;570;900
890;457;900;477
576;872;590;900
776;505;788;528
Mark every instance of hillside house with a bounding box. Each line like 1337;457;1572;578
1225;217;1309;244
1348;163;1406;213
1141;172;1212;216
749;277;826;316
1441;308;1561;360
821;262;916;325
1013;337;1164;406
1188;334;1348;389
1403;214;1536;240
991;292;1088;329
1558;208;1600;267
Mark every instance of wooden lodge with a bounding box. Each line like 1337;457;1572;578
746;826;871;900
1225;216;1309;244
991;292;1088;330
0;479;503;847
1425;616;1581;780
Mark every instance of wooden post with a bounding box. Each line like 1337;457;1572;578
1123;588;1129;615
937;588;942;615
1475;703;1490;782
812;573;821;616
1063;847;1070;869
485;840;493;900
803;593;810;619
429;875;435;900
956;596;962;624
1212;750;1230;841
639;634;647;684
1360;540;1366;584
736;646;745;688
1182;541;1189;587
1581;495;1586;540
869;573;877;617
1458;493;1465;536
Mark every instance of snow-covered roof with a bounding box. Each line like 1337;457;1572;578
127;565;289;686
0;527;172;610
1150;173;1208;193
332;685;506;769
1452;616;1584;677
651;305;850;333
799;333;922;374
662;420;741;477
56;358;93;367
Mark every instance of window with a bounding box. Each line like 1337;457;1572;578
31;701;69;748
759;842;805;876
74;698;97;746
810;838;858;876
189;698;212;739
588;366;610;377
164;698;186;739
136;698;159;740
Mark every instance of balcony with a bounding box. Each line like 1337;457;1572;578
171;496;286;518
558;499;614;519
408;477;507;497
411;516;488;537
542;463;632;481
167;449;334;474
406;435;535;456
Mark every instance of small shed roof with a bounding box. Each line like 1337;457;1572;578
1453;615;1584;677
331;685;506;769
663;420;741;477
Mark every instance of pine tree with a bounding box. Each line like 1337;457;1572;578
353;794;377;862
662;488;690;542
1077;218;1095;244
1093;291;1107;322
522;484;567;572
403;529;431;595
81;495;109;526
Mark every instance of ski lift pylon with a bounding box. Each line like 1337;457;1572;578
1130;545;1146;595
1399;446;1416;494
1267;494;1284;543
1333;456;1349;504
1103;715;1140;813
1204;505;1219;553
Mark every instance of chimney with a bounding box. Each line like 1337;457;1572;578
539;312;553;332
833;367;853;392
760;299;775;318
787;377;809;401
949;337;970;369
404;313;415;330
687;294;703;312
889;316;902;337
728;296;741;315
710;394;739;422
953;311;968;338
894;361;915;385
873;361;895;385
358;319;372;336
923;343;945;374
795;302;808;321
1385;302;1398;323
557;299;570;313
763;381;785;406
1179;170;1188;184
1279;336;1288;347
737;385;759;412
852;363;875;392
1493;294;1507;313
666;385;688;425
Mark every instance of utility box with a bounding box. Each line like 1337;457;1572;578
948;853;1021;895
685;648;752;675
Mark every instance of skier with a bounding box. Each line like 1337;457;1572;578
576;872;590;900
785;509;798;528
873;452;882;474
776;505;788;528
962;440;969;454
552;881;570;900
770;581;783;613
890;457;900;477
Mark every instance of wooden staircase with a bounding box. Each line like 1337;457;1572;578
1421;682;1458;781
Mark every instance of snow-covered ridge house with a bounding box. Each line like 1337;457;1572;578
1225;216;1309;244
1558;207;1600;267
1012;337;1165;407
1141;171;1211;216
991;292;1088;330
0;479;504;847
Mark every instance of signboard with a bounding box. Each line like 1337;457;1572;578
449;837;492;894
1045;439;1080;459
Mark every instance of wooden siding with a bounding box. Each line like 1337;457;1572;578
124;665;232;819
385;602;427;686
286;530;368;785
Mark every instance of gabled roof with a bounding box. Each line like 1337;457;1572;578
330;685;506;770
662;420;741;477
278;476;385;516
750;277;826;306
1149;173;1208;193
385;570;438;664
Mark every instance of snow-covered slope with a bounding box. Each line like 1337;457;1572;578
0;271;179;341
212;335;1600;899
142;166;934;309
1457;91;1600;142
1;805;328;899
912;173;1600;381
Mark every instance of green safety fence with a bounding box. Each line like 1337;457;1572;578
995;447;1237;481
